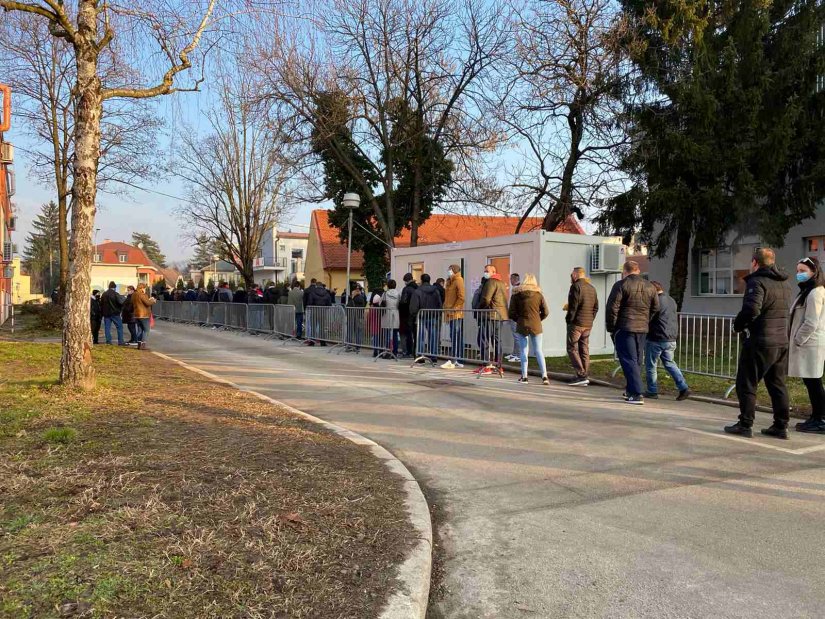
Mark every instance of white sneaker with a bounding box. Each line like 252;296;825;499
441;360;455;369
454;362;465;369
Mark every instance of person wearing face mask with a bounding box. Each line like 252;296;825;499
788;256;825;434
442;264;466;369
725;248;792;438
476;264;508;374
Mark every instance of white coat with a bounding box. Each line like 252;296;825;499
381;288;401;329
788;286;825;378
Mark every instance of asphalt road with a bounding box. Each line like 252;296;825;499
152;322;825;619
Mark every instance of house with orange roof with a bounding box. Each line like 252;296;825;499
90;240;163;292
304;209;585;292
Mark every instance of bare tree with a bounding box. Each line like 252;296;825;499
0;0;219;388
252;0;509;247
0;12;162;304
175;71;294;288
501;0;629;232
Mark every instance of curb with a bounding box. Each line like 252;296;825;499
150;351;432;619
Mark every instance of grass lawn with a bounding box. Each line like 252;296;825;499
539;353;812;416
0;343;412;618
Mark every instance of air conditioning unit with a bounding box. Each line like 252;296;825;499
590;244;624;273
2;242;12;262
0;142;12;163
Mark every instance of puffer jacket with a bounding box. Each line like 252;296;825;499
479;275;508;321
508;285;549;336
381;288;401;329
648;293;679;342
307;285;332;307
566;279;599;328
605;274;659;334
409;284;442;321
444;273;465;321
734;266;791;348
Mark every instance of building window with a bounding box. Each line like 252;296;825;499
696;245;756;296
291;248;303;258
94;254;101;262
279;244;286;252
409;262;424;284
805;235;825;263
118;254;127;263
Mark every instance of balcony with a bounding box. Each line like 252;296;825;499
253;256;288;269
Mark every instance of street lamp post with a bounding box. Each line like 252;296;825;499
342;192;360;302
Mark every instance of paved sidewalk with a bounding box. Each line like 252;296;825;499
153;323;825;619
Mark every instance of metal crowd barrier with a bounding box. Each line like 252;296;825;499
340;306;400;361
412;308;505;377
273;304;299;341
225;303;248;331
304;305;346;348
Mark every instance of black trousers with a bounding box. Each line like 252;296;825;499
803;377;825;422
126;321;138;343
736;345;790;428
91;318;101;344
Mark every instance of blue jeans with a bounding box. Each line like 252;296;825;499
104;315;124;345
449;319;464;362
136;317;150;343
417;316;440;360
515;332;547;378
645;340;688;394
615;329;645;397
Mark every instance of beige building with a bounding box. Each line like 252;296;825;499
9;256;44;303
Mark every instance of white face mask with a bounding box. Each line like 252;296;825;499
482;272;491;280
447;269;453;277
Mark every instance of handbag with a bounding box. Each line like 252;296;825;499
149;314;155;329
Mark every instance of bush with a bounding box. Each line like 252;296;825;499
43;427;78;445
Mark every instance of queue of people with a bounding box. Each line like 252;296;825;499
91;281;155;349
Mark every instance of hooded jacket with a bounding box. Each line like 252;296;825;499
307;284;333;307
734;266;791;348
409;284;442;321
508;285;549;335
399;281;419;316
648;293;679;342
479;274;508;321
444;273;466;321
566;278;599;328
605;274;659;334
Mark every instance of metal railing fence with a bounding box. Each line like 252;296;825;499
340;306;400;360
304;305;346;348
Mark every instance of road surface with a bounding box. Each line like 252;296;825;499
152;322;825;618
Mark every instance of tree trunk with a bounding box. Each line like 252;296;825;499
410;162;422;247
543;100;583;232
57;194;69;305
668;219;692;311
60;3;100;389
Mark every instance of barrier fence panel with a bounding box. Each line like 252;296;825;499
194;302;209;325
248;304;274;335
225;304;248;331
412;309;504;377
305;305;345;348
341;307;400;360
208;302;228;328
273;304;299;341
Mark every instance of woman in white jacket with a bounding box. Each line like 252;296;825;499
380;279;401;358
789;256;825;434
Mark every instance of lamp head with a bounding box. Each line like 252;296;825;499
342;192;360;209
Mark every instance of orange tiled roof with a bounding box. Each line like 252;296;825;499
311;210;585;270
94;242;156;268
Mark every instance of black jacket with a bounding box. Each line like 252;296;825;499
121;294;135;323
606;274;659;334
100;288;125;317
197;289;209;302
233;289;248;304
409;284;442;320
184;289;198;302
733;266;791;348
399;282;418;317
90;296;102;321
306;285;332;307
347;293;367;308
648;293;679;342
566;279;599;328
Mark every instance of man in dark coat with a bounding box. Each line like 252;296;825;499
184;287;198;302
90;290;102;344
477;264;508;368
606;260;659;405
566;267;599;386
725;247;792;439
100;281;126;345
233;287;248;304
409;274;443;360
645;281;689;401
399;273;419;357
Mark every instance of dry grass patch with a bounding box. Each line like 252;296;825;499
0;343;413;618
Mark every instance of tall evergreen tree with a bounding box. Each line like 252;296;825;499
191;234;223;269
23;201;60;295
131;232;167;267
599;0;825;307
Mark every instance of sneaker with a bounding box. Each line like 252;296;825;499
620;392;630;401
542;376;550;386
643;392;659;400
441;360;455;369
507;355;520;363
479;366;495;376
517;377;528;384
625;395;644;405
454;362;465;369
568;378;590;387
761;425;789;440
796;418;825;433
676;389;691;401
724;422;753;438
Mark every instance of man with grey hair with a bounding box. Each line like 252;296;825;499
566;266;599;386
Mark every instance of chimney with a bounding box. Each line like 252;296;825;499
101;238;112;244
